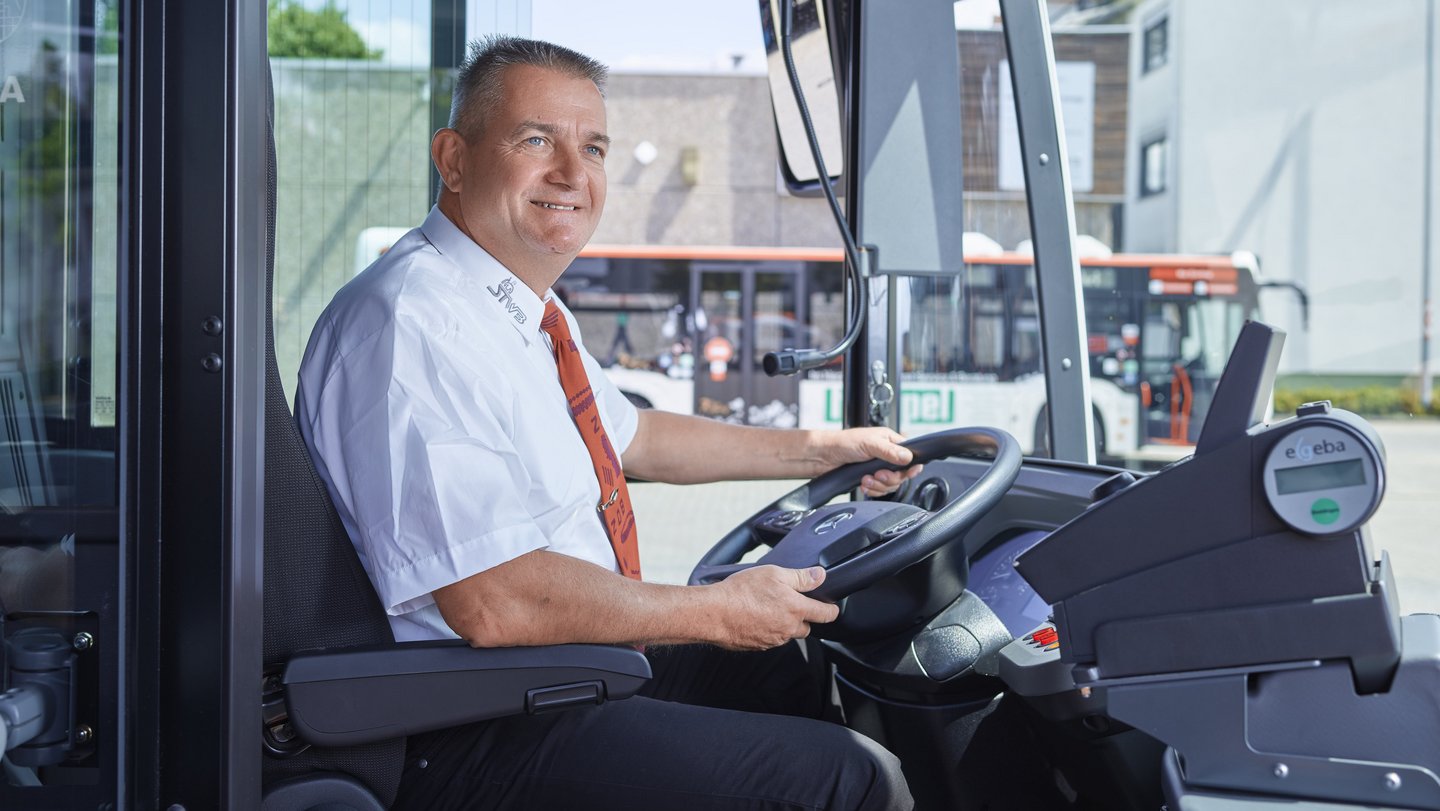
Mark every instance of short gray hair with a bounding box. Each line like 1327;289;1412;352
449;36;609;139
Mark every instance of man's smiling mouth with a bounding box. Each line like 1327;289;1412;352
535;202;577;211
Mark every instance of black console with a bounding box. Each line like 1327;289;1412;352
1002;322;1440;810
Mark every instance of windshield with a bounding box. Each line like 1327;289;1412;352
267;0;1438;613
881;14;1052;452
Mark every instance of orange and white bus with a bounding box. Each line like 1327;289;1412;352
354;231;1263;460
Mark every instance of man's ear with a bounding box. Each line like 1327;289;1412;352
431;128;465;192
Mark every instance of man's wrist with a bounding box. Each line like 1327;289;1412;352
629;580;726;647
776;428;829;475
680;583;731;646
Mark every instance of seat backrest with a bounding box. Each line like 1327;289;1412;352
260;63;405;806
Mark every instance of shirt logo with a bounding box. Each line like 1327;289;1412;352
487;277;527;324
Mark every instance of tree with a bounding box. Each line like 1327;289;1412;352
97;0;121;55
267;0;383;61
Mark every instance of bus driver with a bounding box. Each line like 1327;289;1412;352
297;36;918;811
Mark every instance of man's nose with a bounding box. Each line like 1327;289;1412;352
546;147;589;189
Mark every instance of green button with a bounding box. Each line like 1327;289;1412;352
1311;498;1341;526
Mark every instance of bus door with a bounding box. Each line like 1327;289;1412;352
1141;264;1251;446
1141;299;1194;444
1;1;124;804
690;263;808;427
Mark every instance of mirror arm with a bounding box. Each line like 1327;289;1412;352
764;0;867;377
1260;280;1311;330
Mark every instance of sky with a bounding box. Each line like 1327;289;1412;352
341;0;431;67
329;1;1000;71
331;0;767;72
531;1;768;74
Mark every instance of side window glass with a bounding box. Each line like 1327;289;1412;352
269;1;449;398
0;2;119;514
2;0;121;791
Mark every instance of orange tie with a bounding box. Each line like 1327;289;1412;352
540;300;642;580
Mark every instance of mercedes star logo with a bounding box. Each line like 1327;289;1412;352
813;509;856;535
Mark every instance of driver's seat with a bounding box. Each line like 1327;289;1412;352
258;66;650;811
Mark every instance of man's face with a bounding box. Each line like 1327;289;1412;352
449;65;609;276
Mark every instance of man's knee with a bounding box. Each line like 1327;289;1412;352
825;728;913;811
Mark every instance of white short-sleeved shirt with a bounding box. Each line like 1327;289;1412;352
296;206;639;642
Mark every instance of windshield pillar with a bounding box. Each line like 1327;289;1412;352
1000;0;1096;464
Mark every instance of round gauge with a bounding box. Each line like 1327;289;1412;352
1262;419;1384;536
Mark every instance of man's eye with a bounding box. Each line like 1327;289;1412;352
526;136;546;146
586;145;605;157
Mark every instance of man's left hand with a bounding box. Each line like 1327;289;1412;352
820;427;923;498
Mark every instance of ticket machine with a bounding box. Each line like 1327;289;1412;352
1003;321;1440;810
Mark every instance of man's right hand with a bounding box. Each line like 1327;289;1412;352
435;550;843;651
709;565;841;651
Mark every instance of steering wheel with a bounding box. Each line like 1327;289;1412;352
688;427;1022;610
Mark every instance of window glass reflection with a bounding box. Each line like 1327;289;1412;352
0;1;120;768
0;0;119;516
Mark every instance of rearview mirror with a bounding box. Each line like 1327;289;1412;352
759;0;844;191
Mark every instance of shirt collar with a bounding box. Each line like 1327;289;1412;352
419;206;548;343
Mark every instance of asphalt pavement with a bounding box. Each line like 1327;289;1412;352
1368;419;1440;616
632;418;1439;616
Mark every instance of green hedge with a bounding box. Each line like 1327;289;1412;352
1273;386;1440;418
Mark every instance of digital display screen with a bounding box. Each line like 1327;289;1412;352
968;530;1052;637
1274;458;1367;495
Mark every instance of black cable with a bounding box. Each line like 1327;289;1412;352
764;0;868;376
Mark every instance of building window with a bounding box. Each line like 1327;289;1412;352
1141;136;1168;197
1143;17;1168;73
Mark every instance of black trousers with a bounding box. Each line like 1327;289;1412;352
392;643;913;810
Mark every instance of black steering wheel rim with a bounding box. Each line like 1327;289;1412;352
689;427;1022;603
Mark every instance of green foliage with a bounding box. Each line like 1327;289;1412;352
1274;386;1440;418
97;0;121;55
267;0;382;61
18;45;76;250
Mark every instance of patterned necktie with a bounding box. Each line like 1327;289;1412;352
540;300;642;580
